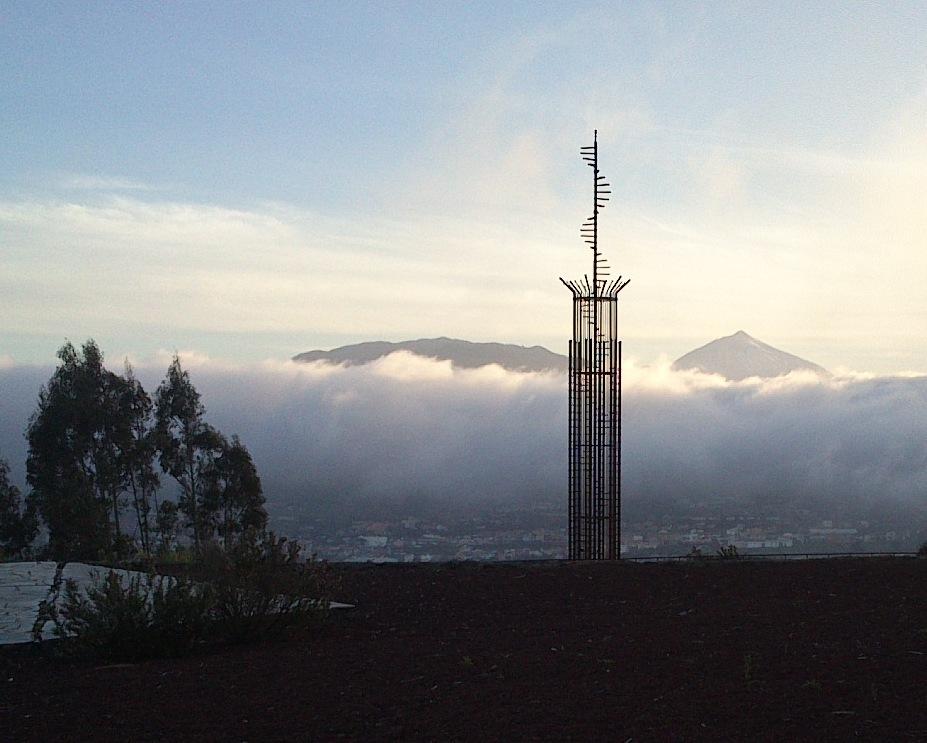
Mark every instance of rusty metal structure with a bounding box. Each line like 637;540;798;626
560;131;629;560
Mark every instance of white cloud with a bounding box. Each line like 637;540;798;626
0;195;575;353
2;354;925;531
57;174;157;192
3;71;927;371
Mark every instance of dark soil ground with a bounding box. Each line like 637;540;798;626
2;558;927;741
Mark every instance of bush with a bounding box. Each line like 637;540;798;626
37;570;214;660
918;542;927;558
199;531;332;643
717;544;740;560
34;532;332;659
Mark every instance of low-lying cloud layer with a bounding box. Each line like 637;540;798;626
2;353;926;524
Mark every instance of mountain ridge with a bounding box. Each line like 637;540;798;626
294;331;829;380
293;337;568;373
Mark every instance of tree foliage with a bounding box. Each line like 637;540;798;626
204;435;267;550
156;499;180;552
119;362;160;555
154;354;224;551
20;341;267;561
26;341;128;559
0;456;37;558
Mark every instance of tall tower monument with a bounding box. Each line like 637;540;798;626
559;131;629;560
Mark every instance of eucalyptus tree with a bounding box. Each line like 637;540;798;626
119;362;160;555
154;355;224;551
0;456;37;557
156;499;179;552
204;435;267;550
26;340;131;559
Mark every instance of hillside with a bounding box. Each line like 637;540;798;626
3;558;926;740
293;337;567;373
673;330;829;380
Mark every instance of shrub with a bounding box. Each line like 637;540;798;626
34;532;333;659
199;531;332;643
717;544;740;560
37;569;214;660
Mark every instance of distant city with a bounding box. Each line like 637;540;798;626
269;498;922;563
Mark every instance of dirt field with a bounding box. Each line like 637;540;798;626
3;558;927;741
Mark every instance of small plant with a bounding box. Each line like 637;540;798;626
33;532;333;659
198;531;333;643
154;545;198;566
36;569;214;660
717;544;740;560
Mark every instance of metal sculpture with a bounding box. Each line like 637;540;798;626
560;131;629;560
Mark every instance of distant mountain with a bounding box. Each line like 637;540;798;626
293;337;568;373
672;330;829;381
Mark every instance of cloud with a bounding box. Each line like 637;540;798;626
57;174;157;192
2;354;926;529
3;89;927;372
0;196;571;352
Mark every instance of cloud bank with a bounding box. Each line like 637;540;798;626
2;353;926;526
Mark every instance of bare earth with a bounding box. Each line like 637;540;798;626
2;558;926;741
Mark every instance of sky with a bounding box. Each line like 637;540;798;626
2;1;926;372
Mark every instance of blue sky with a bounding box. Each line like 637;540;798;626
2;1;926;371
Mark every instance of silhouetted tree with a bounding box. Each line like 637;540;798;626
119;362;160;556
24;343;267;559
154;355;223;551
204;435;267;550
156;500;180;552
0;456;38;557
26;341;130;559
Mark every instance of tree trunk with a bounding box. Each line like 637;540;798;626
188;455;199;552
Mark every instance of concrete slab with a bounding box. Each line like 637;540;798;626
0;561;58;587
0;584;54;644
0;562;60;645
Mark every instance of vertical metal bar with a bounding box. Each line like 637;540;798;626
592;306;602;560
609;300;618;559
603;301;609;558
574;299;579;560
587;331;592;558
592;131;598;298
599;302;603;560
567;337;573;560
617;336;623;559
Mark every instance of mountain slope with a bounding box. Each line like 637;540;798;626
293;337;567;373
672;330;829;380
